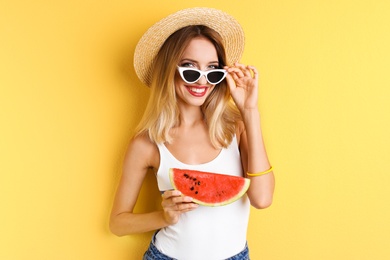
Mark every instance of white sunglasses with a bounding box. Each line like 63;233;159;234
177;66;227;85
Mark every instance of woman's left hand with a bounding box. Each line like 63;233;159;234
224;63;259;112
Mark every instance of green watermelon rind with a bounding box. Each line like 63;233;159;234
169;168;250;207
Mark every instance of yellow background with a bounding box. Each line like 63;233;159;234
1;0;390;259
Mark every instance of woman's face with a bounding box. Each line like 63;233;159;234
175;37;220;108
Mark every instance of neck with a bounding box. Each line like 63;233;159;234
177;104;204;127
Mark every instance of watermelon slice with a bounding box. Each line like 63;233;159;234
169;168;250;207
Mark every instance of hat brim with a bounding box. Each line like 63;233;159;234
133;7;245;87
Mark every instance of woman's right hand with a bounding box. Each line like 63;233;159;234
161;190;198;225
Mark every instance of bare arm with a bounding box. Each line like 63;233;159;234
226;63;275;209
109;134;197;236
238;113;275;209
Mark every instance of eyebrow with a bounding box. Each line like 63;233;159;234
180;58;220;65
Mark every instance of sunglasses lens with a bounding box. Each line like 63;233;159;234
182;70;201;83
207;71;225;84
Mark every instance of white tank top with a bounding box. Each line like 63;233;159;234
155;136;250;259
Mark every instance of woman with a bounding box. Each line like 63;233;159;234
110;7;275;260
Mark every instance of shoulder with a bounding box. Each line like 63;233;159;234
125;132;160;170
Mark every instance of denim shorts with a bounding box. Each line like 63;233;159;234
143;232;250;260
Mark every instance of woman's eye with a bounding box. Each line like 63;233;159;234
180;62;195;68
209;64;219;69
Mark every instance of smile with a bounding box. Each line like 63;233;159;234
186;86;208;97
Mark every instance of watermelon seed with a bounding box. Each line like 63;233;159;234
195;191;198;194
190;186;194;191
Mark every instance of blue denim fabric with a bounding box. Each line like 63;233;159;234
225;244;250;260
143;232;250;260
142;238;176;260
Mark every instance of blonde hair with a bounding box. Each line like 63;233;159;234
135;25;241;148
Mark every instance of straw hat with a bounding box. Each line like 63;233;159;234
133;7;245;87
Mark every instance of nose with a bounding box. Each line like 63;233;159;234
197;74;208;85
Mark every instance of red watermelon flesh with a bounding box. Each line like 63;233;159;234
169;168;250;207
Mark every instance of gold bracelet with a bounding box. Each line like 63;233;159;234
247;166;273;177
